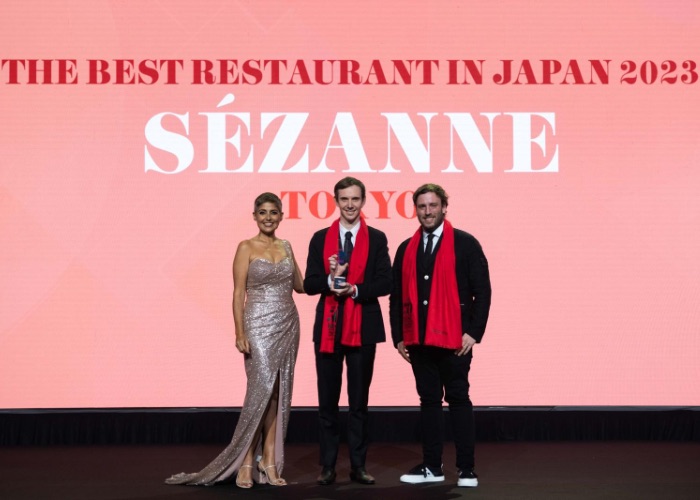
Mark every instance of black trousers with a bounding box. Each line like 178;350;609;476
314;342;376;469
407;345;475;471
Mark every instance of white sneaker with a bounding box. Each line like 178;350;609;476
400;464;445;484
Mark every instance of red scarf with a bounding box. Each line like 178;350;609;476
320;218;369;353
401;219;462;349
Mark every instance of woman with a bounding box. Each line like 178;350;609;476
166;192;304;488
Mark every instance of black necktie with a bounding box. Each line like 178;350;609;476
424;233;434;266
344;231;354;262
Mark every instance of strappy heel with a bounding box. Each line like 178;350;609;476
258;462;287;486
236;464;254;489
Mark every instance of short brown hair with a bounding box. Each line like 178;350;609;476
333;177;366;200
412;183;448;207
253;192;283;212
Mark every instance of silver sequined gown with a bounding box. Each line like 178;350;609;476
166;243;300;486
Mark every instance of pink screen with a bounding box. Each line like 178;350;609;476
2;1;699;408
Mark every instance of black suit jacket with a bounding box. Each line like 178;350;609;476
390;227;491;347
305;225;392;345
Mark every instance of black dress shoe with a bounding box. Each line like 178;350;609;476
349;467;375;485
317;467;336;485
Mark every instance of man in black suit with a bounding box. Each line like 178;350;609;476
390;183;491;488
304;177;392;486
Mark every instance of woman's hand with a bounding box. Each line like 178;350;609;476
236;334;250;354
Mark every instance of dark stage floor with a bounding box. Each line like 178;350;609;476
1;442;698;499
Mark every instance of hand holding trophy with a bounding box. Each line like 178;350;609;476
329;250;352;296
333;250;348;289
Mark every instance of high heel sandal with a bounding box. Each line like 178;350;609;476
236;464;254;489
258;462;287;486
